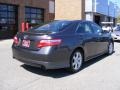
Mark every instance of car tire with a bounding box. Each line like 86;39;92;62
107;42;114;55
69;50;83;73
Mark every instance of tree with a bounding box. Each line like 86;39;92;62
117;15;120;23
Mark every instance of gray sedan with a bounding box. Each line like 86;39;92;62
12;20;114;73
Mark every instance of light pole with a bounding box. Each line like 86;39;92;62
114;2;117;26
92;0;95;22
108;0;110;22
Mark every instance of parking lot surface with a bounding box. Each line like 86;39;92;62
0;40;120;90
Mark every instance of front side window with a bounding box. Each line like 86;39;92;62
76;22;93;34
91;22;102;34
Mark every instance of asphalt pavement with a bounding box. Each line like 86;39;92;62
0;40;120;90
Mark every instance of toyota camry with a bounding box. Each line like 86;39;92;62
12;20;114;73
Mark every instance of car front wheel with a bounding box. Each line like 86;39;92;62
69;50;83;73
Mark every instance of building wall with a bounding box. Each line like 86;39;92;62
49;0;55;21
55;0;85;20
0;0;55;32
85;0;93;21
85;0;93;12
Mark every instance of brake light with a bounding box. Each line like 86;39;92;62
13;36;19;45
37;39;62;48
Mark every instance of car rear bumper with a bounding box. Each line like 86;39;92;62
13;57;65;69
12;46;70;69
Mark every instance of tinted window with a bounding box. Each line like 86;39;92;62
91;22;102;34
0;4;18;38
8;6;15;11
25;7;44;24
76;22;93;34
29;21;71;33
0;12;7;17
0;5;7;11
0;4;17;25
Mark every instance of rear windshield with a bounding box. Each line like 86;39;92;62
29;21;71;33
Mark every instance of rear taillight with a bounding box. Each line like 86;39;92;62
37;39;62;48
13;36;19;45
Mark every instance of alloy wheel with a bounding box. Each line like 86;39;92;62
70;50;83;73
108;42;114;54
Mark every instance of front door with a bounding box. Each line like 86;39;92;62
76;22;99;59
90;22;108;54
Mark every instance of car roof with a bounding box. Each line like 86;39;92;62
55;20;92;23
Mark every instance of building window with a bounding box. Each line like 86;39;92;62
0;4;18;38
0;4;17;24
25;7;44;24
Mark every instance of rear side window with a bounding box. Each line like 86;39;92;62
76;22;93;34
29;21;71;33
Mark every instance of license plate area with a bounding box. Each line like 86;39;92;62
22;40;30;48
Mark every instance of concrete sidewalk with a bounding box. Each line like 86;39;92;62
0;39;13;50
0;39;13;44
0;42;120;90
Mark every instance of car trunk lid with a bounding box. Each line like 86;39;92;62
16;32;52;51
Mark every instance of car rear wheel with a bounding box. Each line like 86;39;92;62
108;42;114;55
69;50;83;73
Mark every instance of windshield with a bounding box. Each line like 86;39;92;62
29;21;71;33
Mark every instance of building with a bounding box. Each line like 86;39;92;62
0;0;55;39
55;0;85;20
0;0;119;39
55;0;119;25
85;0;118;25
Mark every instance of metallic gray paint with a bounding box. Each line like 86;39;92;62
12;20;113;69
